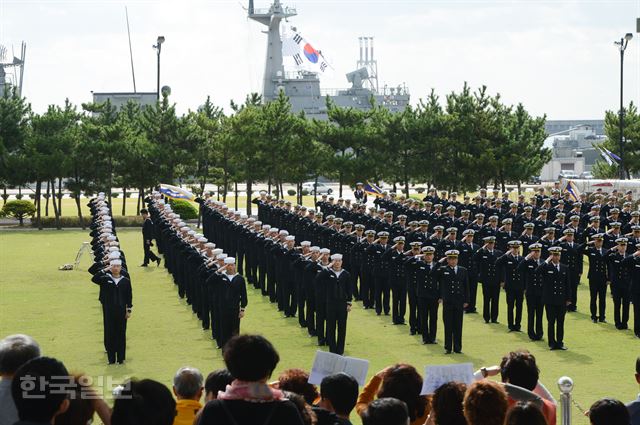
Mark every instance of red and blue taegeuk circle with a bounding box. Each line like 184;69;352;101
303;44;319;63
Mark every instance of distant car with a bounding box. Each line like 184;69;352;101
580;171;594;179
302;182;333;195
529;176;542;185
558;171;579;180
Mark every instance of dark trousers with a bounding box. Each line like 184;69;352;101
237;250;245;275
101;304;107;352
391;283;407;324
258;262;268;295
361;269;375;308
326;306;348;355
200;285;210;330
104;306;127;363
296;281;306;327
267;267;277;302
349;264;360;300
306;288;316;336
443;303;464;352
284;279;297;317
506;289;524;330
482;283;500;322
568;271;580;311
316;305;326;344
408;286;418;333
276;277;285;311
526;294;544;340
611;284;631;329
220;309;240;348
545;304;566;348
466;275;478;312
374;274;390;315
418;297;438;343
143;241;160;265
633;292;640;337
589;279;607;320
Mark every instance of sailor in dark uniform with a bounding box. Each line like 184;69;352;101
432;250;469;354
622;243;640;338
217;257;248;348
496;240;524;332
606;238;632;330
406;246;439;343
518;243;544;341
140;208;161;267
91;259;133;364
354;182;368;204
473;236;503;324
322;254;353;355
582;233;608;323
536;246;571;350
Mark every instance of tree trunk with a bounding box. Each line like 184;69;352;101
50;179;61;230
139;187;145;214
122;187;127;216
35;180;42;230
314;175;319;207
2;186;6;206
223;172;228;203
339;171;343;198
268;177;271;195
75;193;85;229
57;178;63;216
234;182;238;211
517;181;522;195
45;180;50;216
246;180;253;216
137;189;142;215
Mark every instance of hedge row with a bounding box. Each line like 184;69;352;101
31;216;144;228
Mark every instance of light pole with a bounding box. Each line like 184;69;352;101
153;36;165;100
614;33;633;180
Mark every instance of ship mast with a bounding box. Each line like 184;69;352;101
248;0;297;102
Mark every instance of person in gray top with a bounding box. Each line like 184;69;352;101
0;334;41;425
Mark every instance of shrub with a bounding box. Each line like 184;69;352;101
415;187;426;194
301;189;309;196
287;189;296;196
190;186;204;196
31;215;143;228
126;192;134;198
15;194;23;200
112;192;120;198
2;200;36;226
28;194;36;200
272;190;279;197
168;199;198;220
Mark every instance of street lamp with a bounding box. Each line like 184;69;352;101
153;36;165;100
614;32;633;180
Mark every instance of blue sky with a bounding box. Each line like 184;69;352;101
1;0;639;119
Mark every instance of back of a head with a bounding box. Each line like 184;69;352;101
54;375;96;425
173;366;204;400
377;364;425;422
320;372;359;417
463;380;509;425
361;397;409;425
278;368;318;405
432;382;467;425
0;334;41;375
505;401;547;425
589;398;630;425
282;391;316;425
205;369;234;399
223;334;279;382
500;350;539;391
11;356;69;423
111;379;177;425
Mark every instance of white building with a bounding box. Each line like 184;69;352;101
540;125;607;181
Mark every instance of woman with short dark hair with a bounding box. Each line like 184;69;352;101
463;380;508;425
199;335;304;425
428;382;467;425
505;401;547;425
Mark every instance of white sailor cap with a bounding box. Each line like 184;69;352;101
108;246;119;252
110;259;122;266
320;248;330;254
198;237;208;243
187;230;197;236
216;253;228;260
109;241;119;246
254;221;262;226
98;192;105;197
240;214;248;219
270;228;279;233
331;254;343;261
108;252;121;259
180;226;190;232
212;249;223;255
205;242;215;249
310;246;320;252
107;235;117;241
285;235;295;241
224;257;236;264
301;241;311;247
279;230;289;236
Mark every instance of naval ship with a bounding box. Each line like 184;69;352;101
248;0;410;119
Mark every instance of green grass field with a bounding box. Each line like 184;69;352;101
0;229;638;425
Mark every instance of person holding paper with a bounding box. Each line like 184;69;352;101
322;253;353;355
432;250;469;354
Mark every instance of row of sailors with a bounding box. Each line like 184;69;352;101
145;195;248;350
308;192;638;230
86;194;133;365
250;198;640;342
